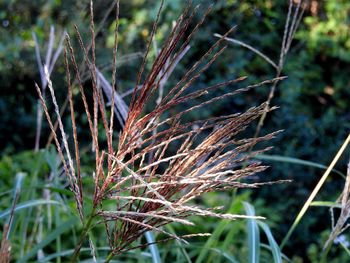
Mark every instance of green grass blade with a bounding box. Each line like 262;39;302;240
222;220;241;251
0;199;61;219
260;244;292;263
166;225;192;263
202;247;238;263
47;186;74;197
208;248;238;263
145;231;162;263
39;247;110;262
257;221;282;263
340;242;350;256
243;202;260;263
6;172;26;239
310;201;342;208
194;220;228;263
186;244;239;263
280;133;350;249
80;251;151;263
13;172;26;194
195;194;245;263
0;190;13;198
255;154;345;178
18;217;78;263
54;191;63;263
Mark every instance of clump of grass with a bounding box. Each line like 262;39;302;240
36;1;283;261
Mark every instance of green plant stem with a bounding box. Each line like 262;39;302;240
105;251;115;263
320;243;332;263
70;207;97;262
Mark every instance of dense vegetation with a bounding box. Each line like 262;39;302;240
1;0;350;262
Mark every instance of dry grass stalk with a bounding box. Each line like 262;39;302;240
33;26;66;151
109;0;120;141
253;0;305;141
0;225;11;263
324;160;350;252
45;0;121;148
36;2;283;261
216;0;305;152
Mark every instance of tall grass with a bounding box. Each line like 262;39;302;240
34;1;283;262
7;1;350;262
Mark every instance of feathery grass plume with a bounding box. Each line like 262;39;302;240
33;26;66;151
36;1;284;261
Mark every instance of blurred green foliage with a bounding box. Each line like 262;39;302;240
1;0;350;262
